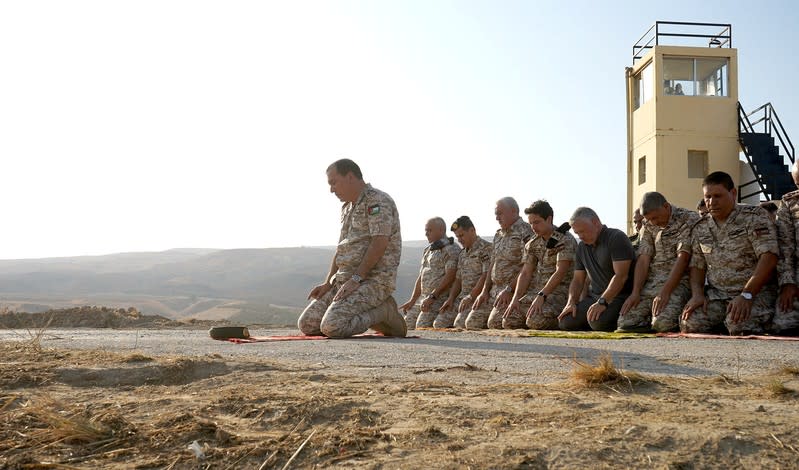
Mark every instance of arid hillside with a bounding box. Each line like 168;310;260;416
0;245;426;323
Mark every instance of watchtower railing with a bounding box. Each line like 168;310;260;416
633;21;732;64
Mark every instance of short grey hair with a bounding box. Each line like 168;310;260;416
569;206;600;224
427;217;446;231
496;197;519;213
639;191;668;215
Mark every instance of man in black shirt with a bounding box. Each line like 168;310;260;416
558;207;636;331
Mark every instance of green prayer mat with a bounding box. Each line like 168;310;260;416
521;330;656;340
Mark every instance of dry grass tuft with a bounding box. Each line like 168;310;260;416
29;405;115;446
570;353;648;389
768;380;795;398
780;365;799;376
121;353;153;363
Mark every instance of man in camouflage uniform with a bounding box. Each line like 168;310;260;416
504;200;576;330
618;192;699;332
465;197;533;330
682;171;778;335
298;159;407;338
773;163;799;335
445;216;492;329
400;217;461;329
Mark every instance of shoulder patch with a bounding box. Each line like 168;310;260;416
368;205;380;215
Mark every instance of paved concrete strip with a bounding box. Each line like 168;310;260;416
2;328;797;384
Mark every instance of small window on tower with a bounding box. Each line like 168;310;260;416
638;156;646;185
688;150;708;178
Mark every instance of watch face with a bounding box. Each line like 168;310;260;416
741;292;753;300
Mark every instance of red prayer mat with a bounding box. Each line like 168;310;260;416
657;332;799;341
221;333;418;344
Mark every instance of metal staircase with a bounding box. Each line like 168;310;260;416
738;102;796;201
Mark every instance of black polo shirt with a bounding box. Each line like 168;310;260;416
575;226;636;297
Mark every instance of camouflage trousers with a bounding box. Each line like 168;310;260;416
406;296;447;329
771;299;799;333
487;297;525;330
465;285;503;330
432;298;463;329
617;282;689;333
298;280;389;338
680;287;776;335
525;290;568;330
452;295;477;329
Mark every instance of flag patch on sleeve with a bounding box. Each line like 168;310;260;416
368;205;380;215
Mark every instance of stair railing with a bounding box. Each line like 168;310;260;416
745;102;795;166
738;102;768;201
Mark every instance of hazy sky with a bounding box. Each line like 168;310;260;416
1;1;797;259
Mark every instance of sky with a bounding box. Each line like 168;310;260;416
1;0;797;259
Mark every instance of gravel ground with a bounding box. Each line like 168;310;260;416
3;327;798;384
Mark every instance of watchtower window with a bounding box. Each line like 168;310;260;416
663;57;729;97
688;150;708;178
633;62;653;110
638;156;646;185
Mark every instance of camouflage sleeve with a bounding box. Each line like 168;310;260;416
455;252;464;280
481;243;493;273
521;239;535;266
776;201;796;286
365;191;396;237
677;212;701;254
444;244;460;271
489;232;500;267
555;234;576;262
689;231;707;270
418;249;428;275
637;224;655;257
747;208;779;258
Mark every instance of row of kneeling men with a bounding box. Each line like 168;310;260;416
400;170;799;336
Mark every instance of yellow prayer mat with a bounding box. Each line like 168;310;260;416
474;329;657;340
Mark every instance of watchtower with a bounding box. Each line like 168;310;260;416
625;21;795;232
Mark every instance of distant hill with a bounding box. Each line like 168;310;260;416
0;244;428;325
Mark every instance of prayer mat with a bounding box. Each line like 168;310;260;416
657;332;799;341
218;333;419;343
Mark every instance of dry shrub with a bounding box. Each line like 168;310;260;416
570;353;648;389
768;380;794;398
0;307;55;355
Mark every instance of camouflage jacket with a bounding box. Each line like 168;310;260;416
689;204;777;299
335;184;401;290
490;217;534;290
457;237;492;296
776;189;799;286
521;227;577;294
639;206;700;285
419;238;461;295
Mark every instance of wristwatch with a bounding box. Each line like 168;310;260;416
537;291;547;300
740;291;753;301
598;297;609;307
351;274;363;284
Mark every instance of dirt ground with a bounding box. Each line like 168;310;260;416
3;333;799;470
